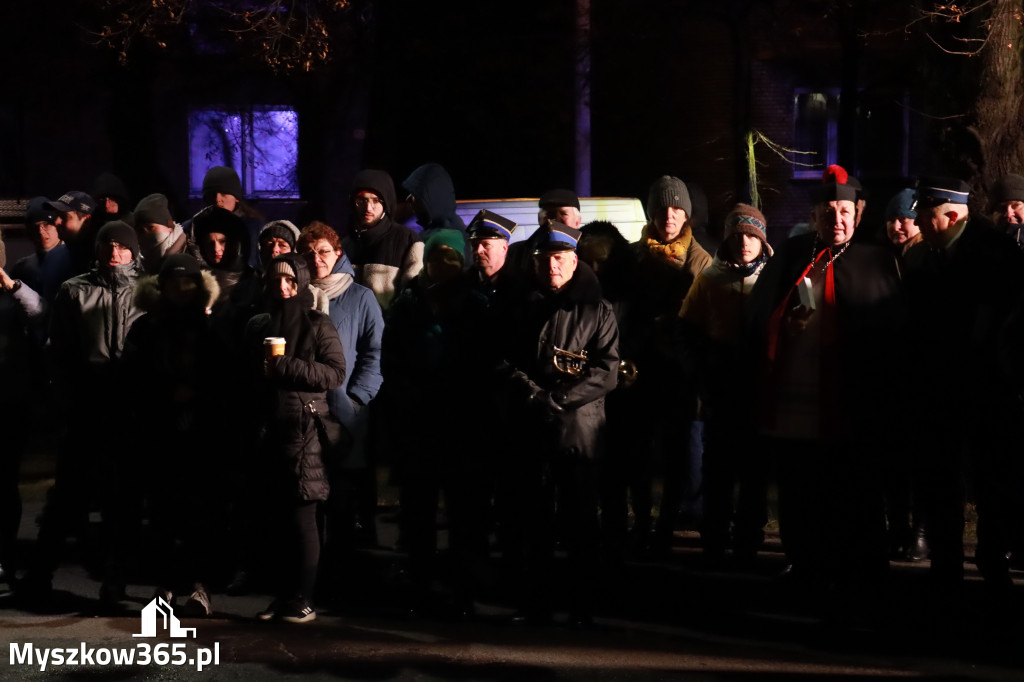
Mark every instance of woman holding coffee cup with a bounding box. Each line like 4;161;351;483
246;253;346;623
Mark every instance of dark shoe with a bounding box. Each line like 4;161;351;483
257;598;282;622
906;527;929;562
181;583;212;617
508;608;552;626
98;580;126;606
225;570;249;596
15;571;53;605
279;597;316;624
153;587;175;606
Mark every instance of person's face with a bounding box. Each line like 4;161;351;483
577;236;613;275
425;246;462;283
140;222;173;236
260;237;292;265
273;273;298;299
997;200;1024;226
60;211;88;238
535;250;578;290
33;221;61;251
304;238;340;280
885;216;920;246
215;193;238;212
99;241;133;266
652;206;688;242
914;201;963;244
201;232;228;264
553;206;582;229
104;197;119;215
813;200;856;246
729;233;762;264
471;237;508;277
163;274;199;307
354;191;385;228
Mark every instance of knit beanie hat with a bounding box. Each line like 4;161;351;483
259;220;301;251
133;193;174;229
269;252;312;290
723;203;771;255
646;176;692;219
884;189;917;221
990;173;1024;206
202;166;244;203
158;253;203;285
424;228;466;264
96;220;140;258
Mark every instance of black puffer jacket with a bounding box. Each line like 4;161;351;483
247;256;347;502
505;262;620;461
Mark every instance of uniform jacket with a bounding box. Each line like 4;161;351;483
505;262;620;461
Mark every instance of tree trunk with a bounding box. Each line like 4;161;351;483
973;0;1024;203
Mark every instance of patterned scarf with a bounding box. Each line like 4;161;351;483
641;223;693;267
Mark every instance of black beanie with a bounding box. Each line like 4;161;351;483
202;166;244;203
991;173;1024;206
647;176;692;219
133;193;174;229
158;253;203;285
96;220;140;259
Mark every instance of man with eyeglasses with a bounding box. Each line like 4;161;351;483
20;221;145;609
342;169;423;310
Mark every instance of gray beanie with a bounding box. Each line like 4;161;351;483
647;176;692;219
133;193;174;229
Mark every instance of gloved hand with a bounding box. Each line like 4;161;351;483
530;390;566;418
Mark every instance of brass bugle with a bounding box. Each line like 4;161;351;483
552;345;588;376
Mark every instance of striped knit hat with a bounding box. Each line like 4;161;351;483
723;203;770;254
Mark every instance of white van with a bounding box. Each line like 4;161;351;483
454;197;647;244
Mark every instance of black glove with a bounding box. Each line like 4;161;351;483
531;390;566;418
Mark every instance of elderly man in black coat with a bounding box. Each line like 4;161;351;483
500;221;619;628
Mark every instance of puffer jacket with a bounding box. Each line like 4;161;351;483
247;307;347;502
506;262;620;461
318;253;384;469
49;259;144;385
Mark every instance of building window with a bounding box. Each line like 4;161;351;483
189;107;300;199
792;90;839;179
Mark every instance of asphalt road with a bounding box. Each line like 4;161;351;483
2;456;1023;681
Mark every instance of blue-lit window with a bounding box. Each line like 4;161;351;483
792;90;839;179
189;107;299;199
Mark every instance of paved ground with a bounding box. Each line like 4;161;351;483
2;452;1023;681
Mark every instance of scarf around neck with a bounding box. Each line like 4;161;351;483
641;223;693;266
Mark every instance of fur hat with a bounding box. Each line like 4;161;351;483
646;176;692;219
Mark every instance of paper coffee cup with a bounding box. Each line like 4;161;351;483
264;337;286;358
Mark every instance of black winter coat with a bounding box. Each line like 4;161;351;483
505;263;620;461
247;308;346;502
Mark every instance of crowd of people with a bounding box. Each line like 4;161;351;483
1;161;1023;628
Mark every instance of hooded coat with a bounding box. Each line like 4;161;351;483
401;163;467;235
247;254;347;502
342;170;424;308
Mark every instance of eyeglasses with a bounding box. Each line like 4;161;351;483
302;248;336;260
354;196;381;208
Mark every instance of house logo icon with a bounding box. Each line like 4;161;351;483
133;597;196;638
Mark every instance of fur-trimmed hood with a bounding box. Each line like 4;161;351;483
133;269;220;313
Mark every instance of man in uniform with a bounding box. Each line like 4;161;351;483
501;222;619;627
